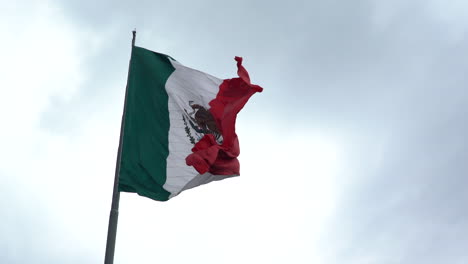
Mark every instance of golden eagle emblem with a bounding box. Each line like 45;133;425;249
183;100;222;144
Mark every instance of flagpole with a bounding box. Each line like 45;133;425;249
104;29;136;264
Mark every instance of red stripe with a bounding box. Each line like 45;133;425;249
186;57;263;175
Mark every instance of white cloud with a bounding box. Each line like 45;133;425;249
2;0;468;263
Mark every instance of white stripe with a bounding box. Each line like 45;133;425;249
163;59;225;197
169;173;239;199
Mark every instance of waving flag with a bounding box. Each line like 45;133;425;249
118;46;263;201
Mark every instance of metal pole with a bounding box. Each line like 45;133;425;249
104;30;136;264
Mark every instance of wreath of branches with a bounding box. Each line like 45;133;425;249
182;114;196;145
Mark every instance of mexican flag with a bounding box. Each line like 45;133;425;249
118;46;263;201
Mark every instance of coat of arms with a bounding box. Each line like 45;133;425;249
182;100;223;145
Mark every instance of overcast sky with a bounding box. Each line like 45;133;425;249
1;0;468;263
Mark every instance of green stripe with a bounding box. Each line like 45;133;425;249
118;46;175;201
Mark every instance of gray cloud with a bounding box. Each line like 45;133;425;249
3;0;468;263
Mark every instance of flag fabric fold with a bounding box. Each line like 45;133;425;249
118;46;262;201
